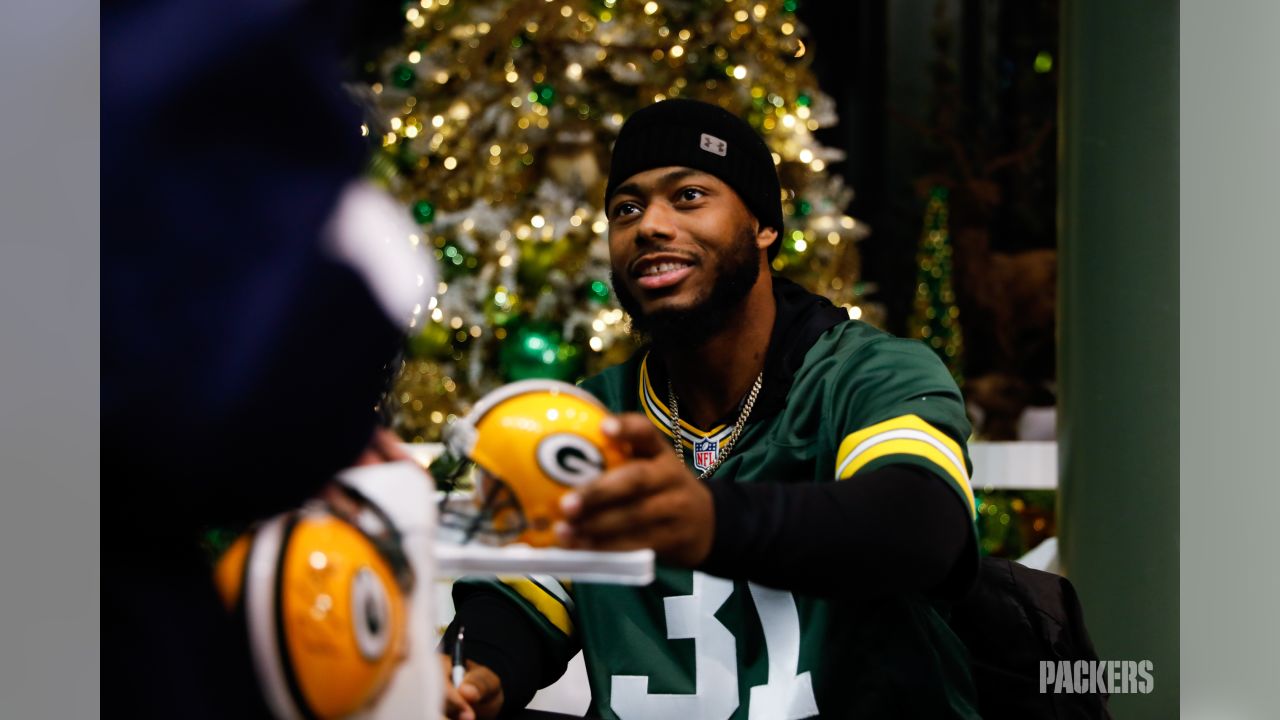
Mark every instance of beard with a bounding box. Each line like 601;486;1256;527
611;225;762;349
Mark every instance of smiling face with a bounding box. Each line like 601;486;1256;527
606;167;777;343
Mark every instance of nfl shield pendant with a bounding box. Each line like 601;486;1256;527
693;438;718;472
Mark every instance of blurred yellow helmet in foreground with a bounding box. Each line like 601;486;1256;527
214;486;413;718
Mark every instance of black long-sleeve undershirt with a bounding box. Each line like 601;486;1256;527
445;462;975;712
701;462;975;600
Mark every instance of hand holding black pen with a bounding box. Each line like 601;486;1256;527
440;630;505;720
451;626;466;688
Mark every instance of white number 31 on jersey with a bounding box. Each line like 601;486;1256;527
610;572;819;720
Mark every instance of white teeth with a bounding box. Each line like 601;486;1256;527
641;262;689;276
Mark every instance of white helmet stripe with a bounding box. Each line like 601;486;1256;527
243;514;305;720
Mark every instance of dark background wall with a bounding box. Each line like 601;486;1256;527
797;0;1059;361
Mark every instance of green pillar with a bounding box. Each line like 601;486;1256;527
1058;1;1178;717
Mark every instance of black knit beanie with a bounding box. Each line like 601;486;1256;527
605;99;784;258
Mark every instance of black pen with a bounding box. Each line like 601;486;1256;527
451;626;465;687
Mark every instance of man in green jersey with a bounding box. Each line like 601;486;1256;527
443;99;981;720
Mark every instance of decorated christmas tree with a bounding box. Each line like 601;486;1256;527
362;0;874;441
907;185;964;386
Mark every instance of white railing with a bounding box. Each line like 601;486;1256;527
408;441;1060;490
969;441;1058;490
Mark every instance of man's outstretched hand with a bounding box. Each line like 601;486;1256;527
353;427;413;467
555;413;715;567
440;654;504;720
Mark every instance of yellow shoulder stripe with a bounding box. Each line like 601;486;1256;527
835;414;975;517
500;577;575;636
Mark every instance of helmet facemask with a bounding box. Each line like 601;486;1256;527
434;455;530;546
432;379;624;548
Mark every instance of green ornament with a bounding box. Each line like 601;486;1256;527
395;146;419;172
794;199;812;217
499;322;582;382
556;343;583;376
534;83;556;107
485;294;518;327
200;526;240;561
408;322;454;358
782;0;798;13
517;238;571;290
588;279;610;303
795;92;811;107
391;63;417;90
412;200;435;224
438;242;476;281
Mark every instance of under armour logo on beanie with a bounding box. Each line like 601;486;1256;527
605;99;784;258
699;133;728;156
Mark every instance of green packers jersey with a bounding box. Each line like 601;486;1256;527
468;319;981;719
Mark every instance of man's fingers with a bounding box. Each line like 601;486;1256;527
459;662;501;703
351;447;383;467
354;427;412;467
371;427;412;462
560;521;658;552
564;489;677;539
563;518;684;554
438;654;502;720
603;412;671;459
438;654;474;720
458;662;505;720
564;516;709;566
563;461;664;518
442;688;474;720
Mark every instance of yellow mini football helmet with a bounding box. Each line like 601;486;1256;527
437;379;625;547
214;484;413;719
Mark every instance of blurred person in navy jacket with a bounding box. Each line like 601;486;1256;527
102;1;418;715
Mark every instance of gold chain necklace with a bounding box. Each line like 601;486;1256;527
668;371;763;480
